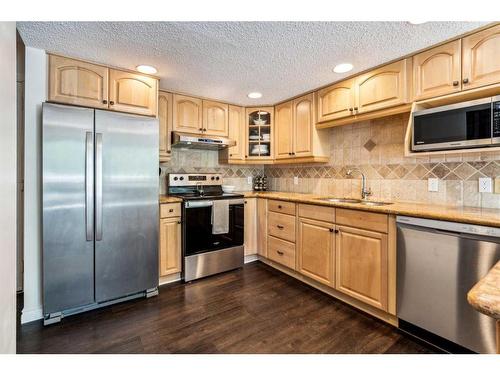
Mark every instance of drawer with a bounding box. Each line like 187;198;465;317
298;204;335;223
336;208;388;233
268;199;296;216
268;235;296;270
268;211;296;242
160;203;181;218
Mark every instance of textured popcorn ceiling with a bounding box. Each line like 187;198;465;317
17;21;488;106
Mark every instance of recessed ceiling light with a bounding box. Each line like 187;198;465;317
136;65;157;74
333;63;353;74
408;21;427;25
247;92;263;99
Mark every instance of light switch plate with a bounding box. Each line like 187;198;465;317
247;176;252;185
495;177;500;194
479;177;493;193
294;176;299;185
428;178;439;192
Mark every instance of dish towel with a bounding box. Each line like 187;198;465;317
212;199;230;234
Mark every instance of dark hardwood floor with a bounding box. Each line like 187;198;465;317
17;262;437;354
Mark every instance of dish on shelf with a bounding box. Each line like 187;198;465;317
249;135;261;140
253;119;267;125
251;144;269;154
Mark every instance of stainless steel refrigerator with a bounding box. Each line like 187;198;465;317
42;103;159;325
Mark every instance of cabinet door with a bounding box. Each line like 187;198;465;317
355;59;410;114
336;225;388;311
244;198;258;256
228;105;245;160
108;69;158;116
203;100;229;137
316;79;355;122
159;217;182;276
462;24;500;90
293;93;313;157
297;218;335;286
274;101;293;159
158;91;173;161
173;94;203;134
48;54;109;108
257;198;268;258
413;40;462;101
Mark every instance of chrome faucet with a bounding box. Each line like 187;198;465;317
346;168;372;200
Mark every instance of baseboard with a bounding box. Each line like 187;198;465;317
244;254;258;264
21;307;43;324
159;273;181;286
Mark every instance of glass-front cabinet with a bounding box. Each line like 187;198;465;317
245;107;274;161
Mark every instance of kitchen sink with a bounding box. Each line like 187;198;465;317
317;197;362;203
316;197;393;206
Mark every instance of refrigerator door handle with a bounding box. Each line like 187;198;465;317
95;133;103;241
85;132;94;241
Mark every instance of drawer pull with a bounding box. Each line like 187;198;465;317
278;205;282;209
169;208;174;213
277;250;284;256
277;225;284;229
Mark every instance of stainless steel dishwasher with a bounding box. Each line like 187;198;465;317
397;216;500;353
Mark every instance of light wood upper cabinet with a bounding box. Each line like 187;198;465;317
158;91;173;161
316;79;355;122
108;69;158;116
244;198;258;256
413;40;462;101
275;101;294;159
336;225;388;311
173;94;203;134
227;105;245;161
355;58;411;114
159;217;182;277
297;217;335;287
203;100;229;137
293;93;314;157
49;54;109;109
462;24;500;90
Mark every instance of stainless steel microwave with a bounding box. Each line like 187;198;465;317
412;95;500;152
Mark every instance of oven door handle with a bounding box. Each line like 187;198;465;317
185;201;214;208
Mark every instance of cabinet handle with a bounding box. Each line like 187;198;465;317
229;154;233;157
177;221;181;224
278;205;282;209
102;100;108;104
349;108;353;112
203;128;207;131
452;80;459;86
329;228;334;232
463;78;469;84
109;101;115;105
199;128;203;131
277;225;284;229
334;229;339;234
353;107;358;111
277;250;284;256
169;209;174;213
245;155;248;158
167;150;171;154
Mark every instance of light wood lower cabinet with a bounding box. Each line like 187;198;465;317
244;198;258;256
159;216;182;277
336;225;388;311
297;217;335;287
257;198;268;258
268;235;296;269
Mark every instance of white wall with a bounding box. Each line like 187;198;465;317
21;47;46;324
0;22;18;354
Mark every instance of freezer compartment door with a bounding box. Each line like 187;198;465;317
42;103;95;314
94;110;159;302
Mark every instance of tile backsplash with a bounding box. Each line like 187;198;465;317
265;114;500;208
159;148;263;194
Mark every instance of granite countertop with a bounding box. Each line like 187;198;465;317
468;261;500;320
159;195;183;204
241;191;500;228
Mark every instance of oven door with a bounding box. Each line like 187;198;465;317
412;97;492;151
183;199;244;257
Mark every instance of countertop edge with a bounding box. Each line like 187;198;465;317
467;261;500;320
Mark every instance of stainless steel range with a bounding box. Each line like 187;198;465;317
168;173;244;282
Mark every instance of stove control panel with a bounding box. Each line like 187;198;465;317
169;173;223;187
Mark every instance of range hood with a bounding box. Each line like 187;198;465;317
171;132;236;150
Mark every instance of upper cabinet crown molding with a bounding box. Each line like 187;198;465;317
48;54;158;116
413;40;462;101
462;24;500;90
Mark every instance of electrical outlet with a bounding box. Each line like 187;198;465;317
247;176;252;185
495;177;500;194
479;177;493;193
428;178;439;192
294;176;299;185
